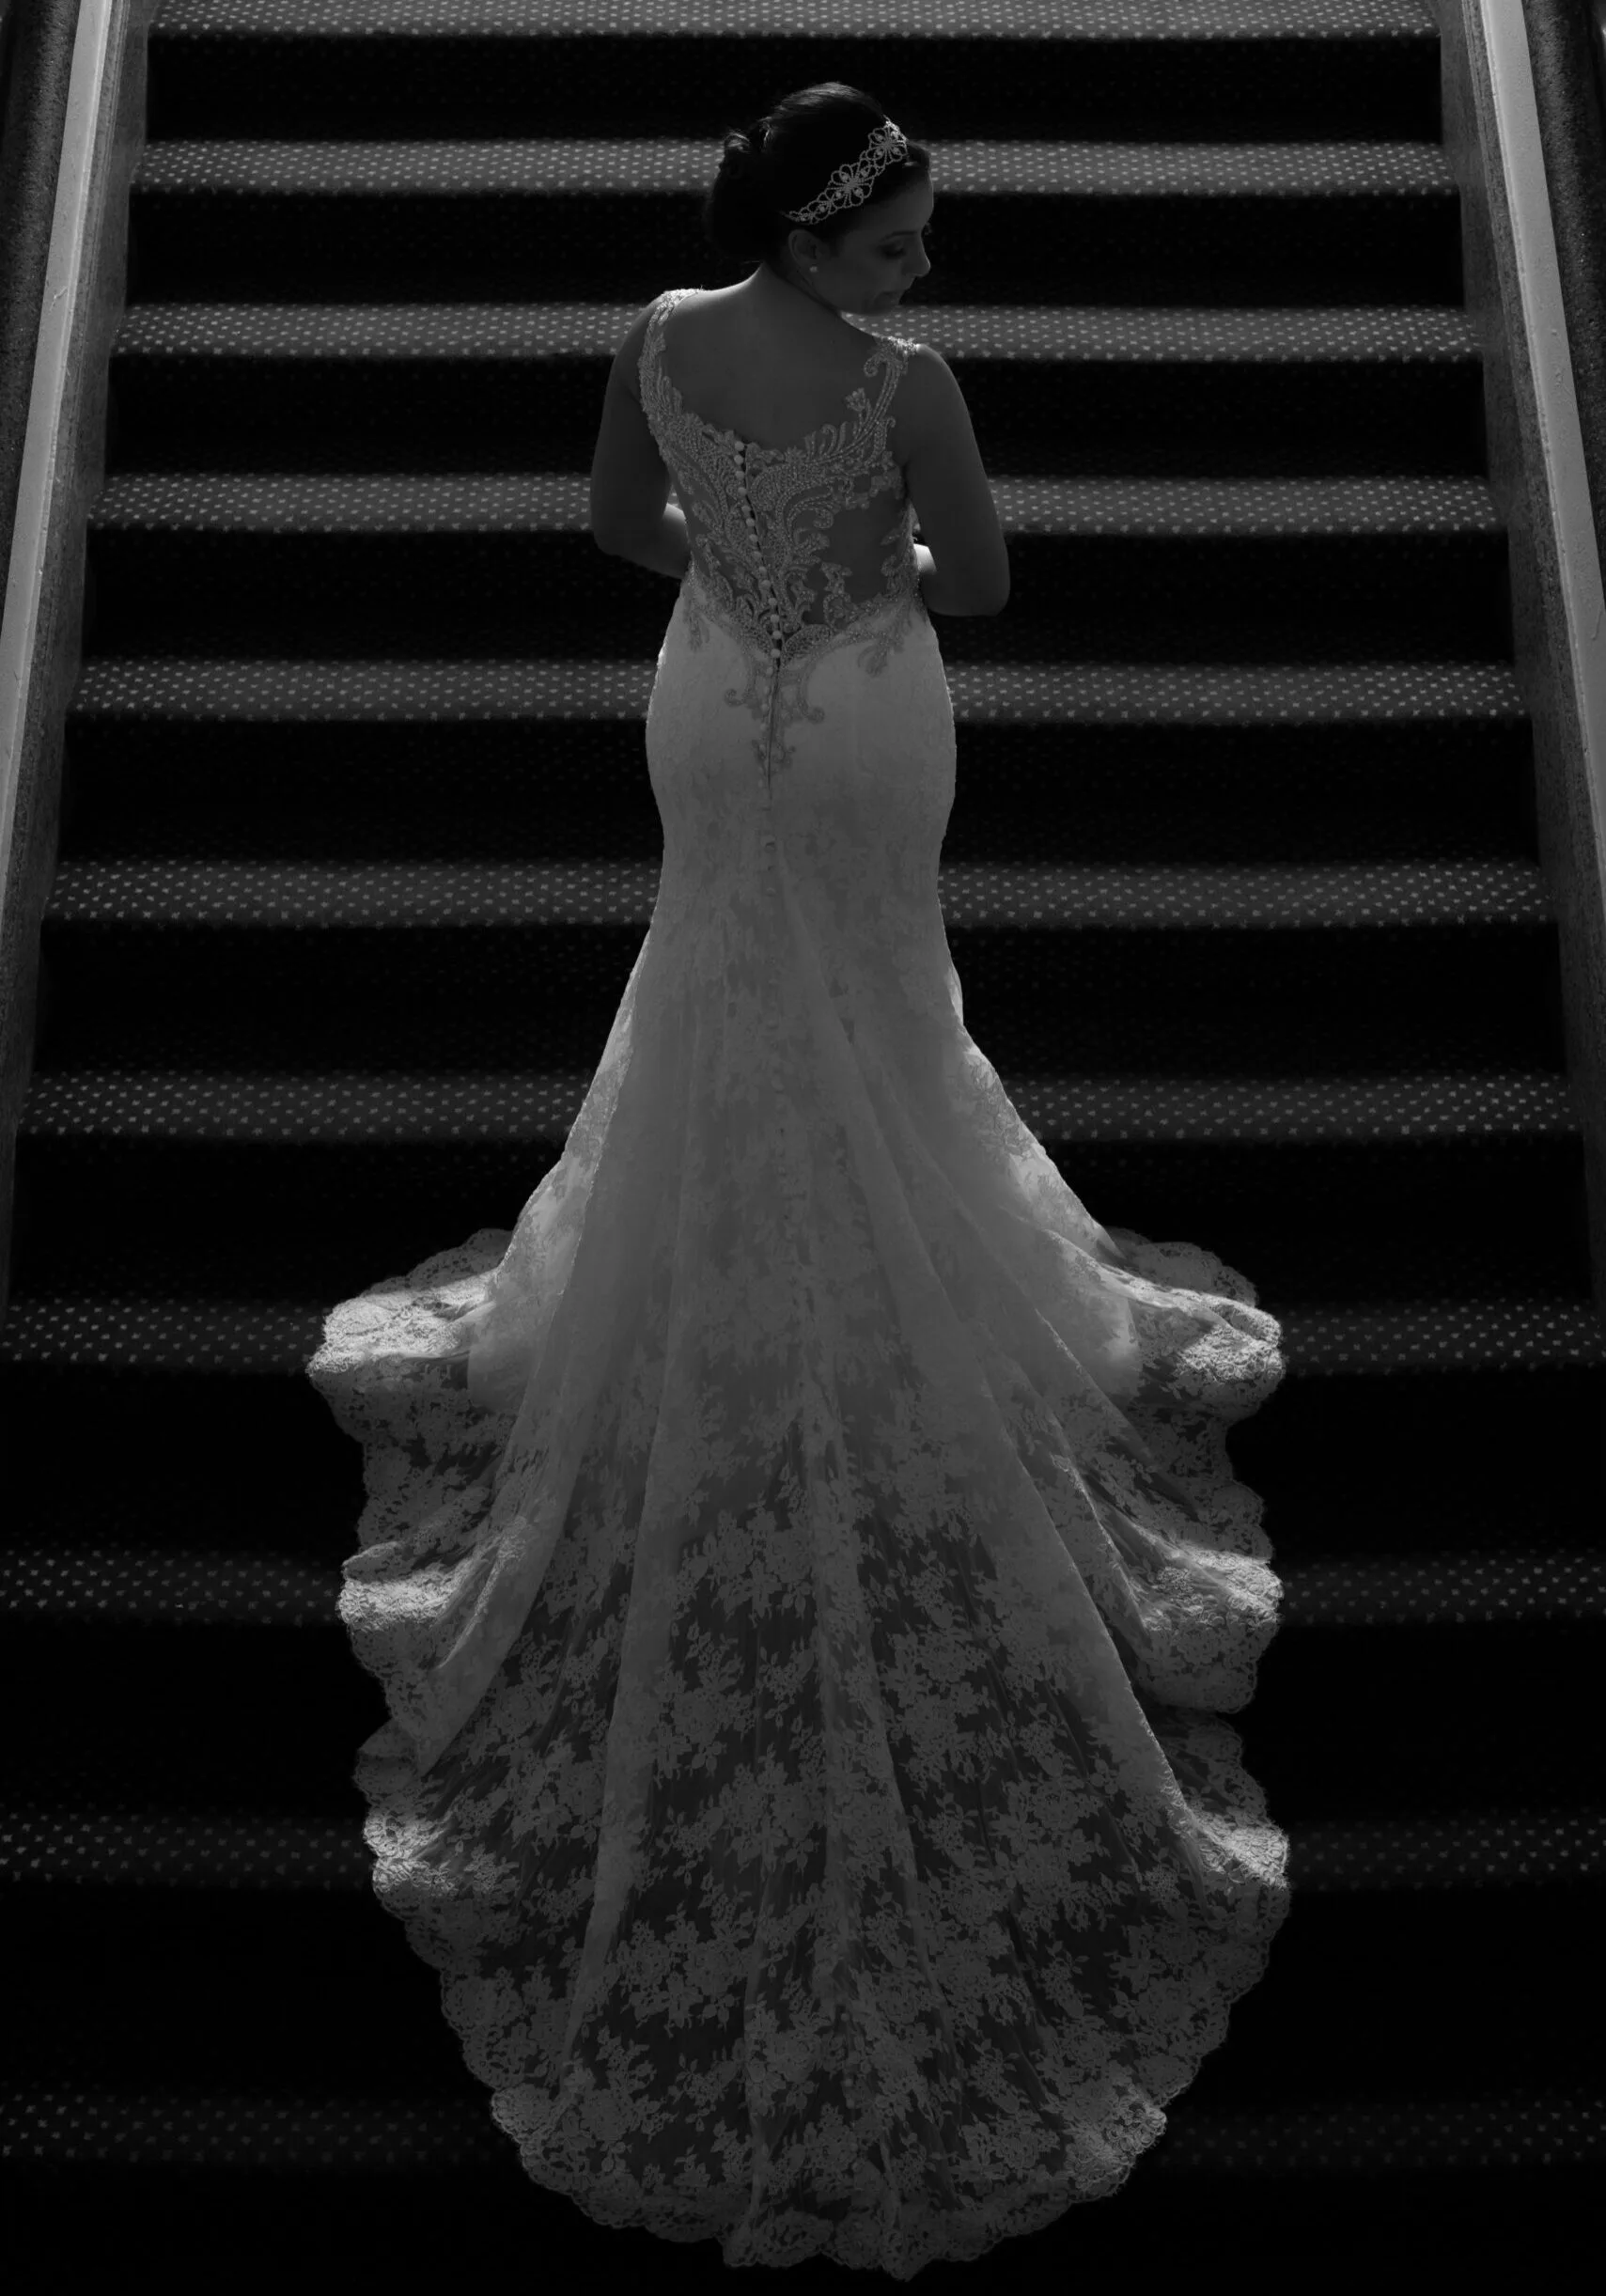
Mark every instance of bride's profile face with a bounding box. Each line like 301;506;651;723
777;177;936;316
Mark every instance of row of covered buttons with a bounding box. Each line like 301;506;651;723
734;439;786;835
733;440;786;667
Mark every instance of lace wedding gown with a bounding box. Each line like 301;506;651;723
307;286;1291;2276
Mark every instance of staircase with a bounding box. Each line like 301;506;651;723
5;0;1602;2274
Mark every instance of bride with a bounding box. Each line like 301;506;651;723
308;82;1292;2279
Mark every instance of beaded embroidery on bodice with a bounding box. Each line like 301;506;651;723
639;288;921;670
638;288;927;808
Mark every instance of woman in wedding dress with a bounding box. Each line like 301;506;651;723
308;83;1291;2279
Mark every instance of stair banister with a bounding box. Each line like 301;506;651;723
0;0;157;1324
1437;0;1606;1305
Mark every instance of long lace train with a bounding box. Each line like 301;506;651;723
308;542;1291;2276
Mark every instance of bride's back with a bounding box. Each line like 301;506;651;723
656;282;905;456
640;284;920;633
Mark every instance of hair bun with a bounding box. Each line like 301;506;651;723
702;86;926;273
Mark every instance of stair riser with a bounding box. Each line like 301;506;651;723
145;33;1442;144
57;726;1539;867
7;1884;1590;2097
107;357;1491;480
4;2162;1593;2263
83;528;1515;661
10;1137;1591;1303
2;1364;1600;1555
35;926;1567;1077
4;1611;1598;1811
79;590;1520;666
127;191;1464;307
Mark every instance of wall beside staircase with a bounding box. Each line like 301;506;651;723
1433;0;1606;1306
0;0;82;574
0;0;161;1323
1520;4;1606;560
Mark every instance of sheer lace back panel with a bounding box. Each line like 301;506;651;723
639;288;919;652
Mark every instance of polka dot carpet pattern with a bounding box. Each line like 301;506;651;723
0;1293;325;1370
71;653;1527;726
7;1538;1602;1632
46;851;1556;928
91;470;1505;539
74;656;663;720
8;0;1602;2271
3;1287;1600;1378
138;134;1456;204
8;1801;1598;1894
12;2085;1602;2189
8;2085;1600;2184
153;0;1441;40
19;1066;1583;1146
116;298;1484;367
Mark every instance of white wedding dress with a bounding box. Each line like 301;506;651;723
308;286;1292;2276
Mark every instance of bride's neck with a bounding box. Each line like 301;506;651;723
750;264;872;332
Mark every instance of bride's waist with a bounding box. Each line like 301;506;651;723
685;558;920;663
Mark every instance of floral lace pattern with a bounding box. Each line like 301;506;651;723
308;298;1292;2274
641;286;919;633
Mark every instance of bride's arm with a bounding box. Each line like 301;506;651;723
600;503;691;580
914;536;1001;617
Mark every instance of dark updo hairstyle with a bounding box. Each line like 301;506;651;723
701;83;931;276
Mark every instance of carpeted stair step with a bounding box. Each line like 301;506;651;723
5;2085;1597;2260
9;1542;1602;1632
2;1291;1599;1564
3;1538;1600;1816
145;0;1444;145
8;1289;1601;1379
128;135;1463;307
1;1470;1574;1562
108;300;1491;478
5;1810;1598;2096
36;940;1563;1075
35;854;1566;1082
10;1800;1598;1891
23;1064;1579;1143
41;851;1557;929
64;654;1537;865
83;473;1514;660
5;1613;1593;1819
10;1070;1591;1299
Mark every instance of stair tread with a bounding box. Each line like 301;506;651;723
133;135;1456;201
6;1799;1597;1890
70;654;1529;726
92;469;1506;538
3;2080;1598;2177
43;852;1553;929
89;469;1505;538
2;1292;1600;1372
5;1542;1599;1628
114;298;1481;366
18;1067;1583;1145
150;0;1442;49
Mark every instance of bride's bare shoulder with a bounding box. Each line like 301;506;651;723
609;291;688;405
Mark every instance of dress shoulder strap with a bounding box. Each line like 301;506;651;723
637;288;696;408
